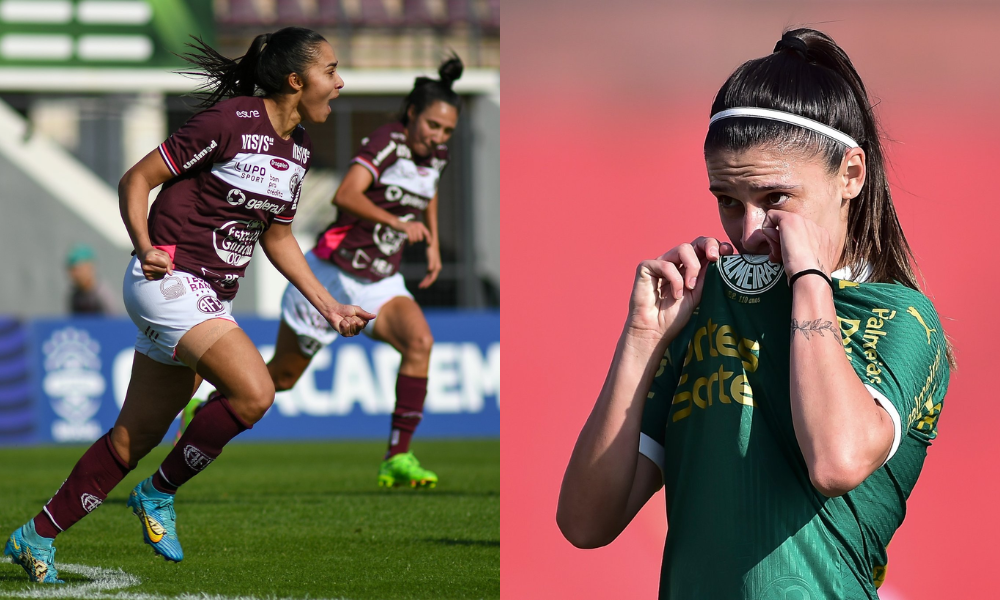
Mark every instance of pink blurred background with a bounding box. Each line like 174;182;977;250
503;1;1000;598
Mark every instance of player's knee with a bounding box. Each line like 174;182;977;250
235;378;275;424
407;331;434;359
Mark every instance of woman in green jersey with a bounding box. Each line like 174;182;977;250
557;28;950;599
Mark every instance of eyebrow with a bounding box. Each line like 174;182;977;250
327;61;338;68
708;182;800;194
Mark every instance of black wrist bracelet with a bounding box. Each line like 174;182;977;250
788;268;834;291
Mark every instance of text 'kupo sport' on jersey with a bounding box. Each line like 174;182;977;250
313;121;448;282
638;255;949;600
149;96;312;300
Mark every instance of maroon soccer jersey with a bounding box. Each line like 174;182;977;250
149;96;312;300
313;121;448;282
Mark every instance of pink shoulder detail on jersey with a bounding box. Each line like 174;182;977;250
313;225;353;259
158;144;180;176
353;157;379;180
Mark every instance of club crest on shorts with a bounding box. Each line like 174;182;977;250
719;254;784;295
80;493;102;513
183;445;214;471
197;296;225;314
159;276;185;300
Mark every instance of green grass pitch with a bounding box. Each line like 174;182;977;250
0;439;499;599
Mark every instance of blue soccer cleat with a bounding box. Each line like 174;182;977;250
127;477;183;562
3;521;64;584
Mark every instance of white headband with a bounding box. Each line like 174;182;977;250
709;107;859;148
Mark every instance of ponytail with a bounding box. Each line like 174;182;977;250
180;27;327;107
400;53;464;125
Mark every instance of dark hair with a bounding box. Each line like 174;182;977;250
400;54;464;125
180;27;328;107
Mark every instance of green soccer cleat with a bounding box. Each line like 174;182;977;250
173;396;206;446
378;451;438;489
3;521;64;584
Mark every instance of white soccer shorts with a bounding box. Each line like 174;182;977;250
122;256;236;365
280;250;412;356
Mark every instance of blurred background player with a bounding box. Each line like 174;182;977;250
66;243;118;315
269;56;464;488
4;27;373;583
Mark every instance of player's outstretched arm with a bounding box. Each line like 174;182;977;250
557;238;731;548
260;223;376;337
333;164;431;242
118;149;176;280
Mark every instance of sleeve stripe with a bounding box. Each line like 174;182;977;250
273;216;294;223
638;432;666;474
158;143;180;176
866;384;902;466
352;157;379;180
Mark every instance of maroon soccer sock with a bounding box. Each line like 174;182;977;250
152;393;251;494
386;375;428;458
32;431;131;539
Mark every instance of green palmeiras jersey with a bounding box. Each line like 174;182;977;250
639;255;949;600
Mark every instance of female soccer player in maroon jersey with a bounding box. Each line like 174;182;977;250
265;57;464;488
3;28;374;583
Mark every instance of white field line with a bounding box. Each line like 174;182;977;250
1;559;353;600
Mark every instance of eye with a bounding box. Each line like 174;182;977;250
766;192;790;206
717;195;740;209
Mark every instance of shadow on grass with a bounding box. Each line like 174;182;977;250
423;537;500;547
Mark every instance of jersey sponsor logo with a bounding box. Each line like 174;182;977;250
183;445;214;471
906;306;936;344
212;219;265;267
379;158;440;198
390;131;406;142
197;296;226;314
664;317;761;423
244;197;287;215
373;213;414;256
396;144;412;159
370;257;395;276
182;139;218;170
372;140;397;167
293;144;310;164
159;276;186;300
233;159;267;183
385;185;429;210
226;188;247;206
235;109;260;118
80;493;102;513
719;254;784;295
241;133;274;153
201;267;238;287
270;158;289;171
351;248;371;269
213;153;305;201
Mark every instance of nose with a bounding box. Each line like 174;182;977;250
741;205;769;254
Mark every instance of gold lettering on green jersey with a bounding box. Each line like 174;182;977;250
671;374;691;422
731;374;754;406
717;325;739;359
861;308;895;384
739;339;759;373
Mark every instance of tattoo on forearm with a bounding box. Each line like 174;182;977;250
790;318;837;340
